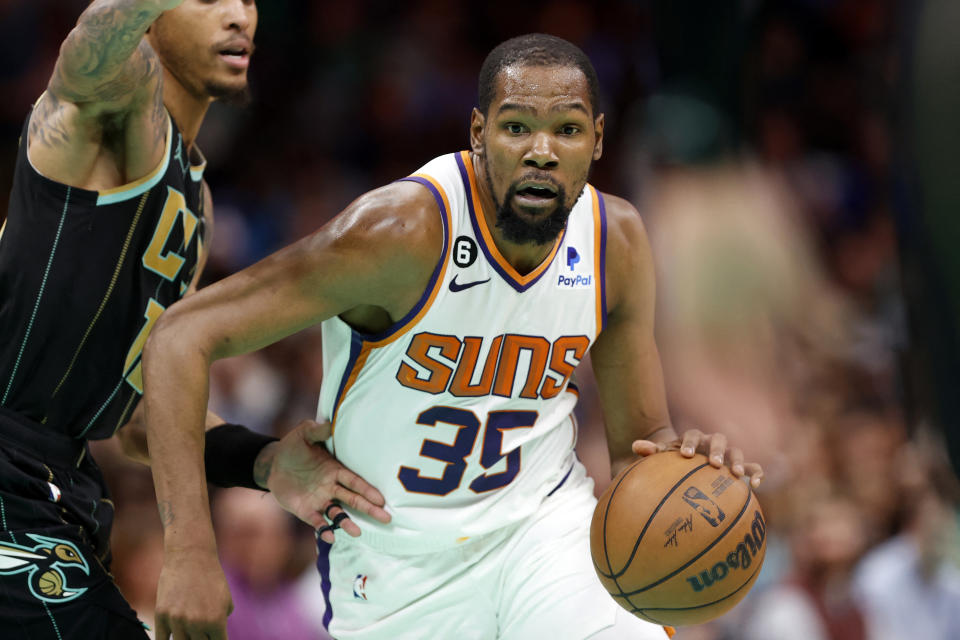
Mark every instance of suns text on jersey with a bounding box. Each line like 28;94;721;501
396;332;590;399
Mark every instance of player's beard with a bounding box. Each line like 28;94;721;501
482;159;580;246
207;82;252;107
493;182;572;245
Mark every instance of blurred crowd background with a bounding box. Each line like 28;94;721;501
2;0;959;639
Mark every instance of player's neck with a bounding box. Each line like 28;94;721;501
471;153;557;276
161;69;212;152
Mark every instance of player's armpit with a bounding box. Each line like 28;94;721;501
30;3;174;189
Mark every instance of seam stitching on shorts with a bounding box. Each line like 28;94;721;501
43;600;64;640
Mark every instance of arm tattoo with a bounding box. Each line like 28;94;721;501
157;500;175;528
52;1;166;104
28;92;72;149
147;55;167;149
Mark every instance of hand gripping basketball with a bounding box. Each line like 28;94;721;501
631;428;764;489
590;450;766;627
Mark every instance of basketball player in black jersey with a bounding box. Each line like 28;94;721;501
0;2;390;638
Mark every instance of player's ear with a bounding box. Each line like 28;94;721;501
470;108;485;156
593;112;604;161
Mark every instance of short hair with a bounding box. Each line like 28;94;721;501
478;33;600;117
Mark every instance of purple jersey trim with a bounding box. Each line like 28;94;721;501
330;331;364;427
546;462;575;497
315;537;334;630
597;191;609;332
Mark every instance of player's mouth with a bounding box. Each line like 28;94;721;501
513;181;559;209
216;38;253;70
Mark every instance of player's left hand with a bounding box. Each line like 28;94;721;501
632;428;764;489
255;419;392;543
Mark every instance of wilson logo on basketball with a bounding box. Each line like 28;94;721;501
685;510;766;593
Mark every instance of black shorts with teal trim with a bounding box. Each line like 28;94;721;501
0;410;148;639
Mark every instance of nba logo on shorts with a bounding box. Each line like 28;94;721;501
353;574;368;600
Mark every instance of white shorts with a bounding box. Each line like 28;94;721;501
314;460;672;640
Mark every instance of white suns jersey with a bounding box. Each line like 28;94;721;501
319;151;609;552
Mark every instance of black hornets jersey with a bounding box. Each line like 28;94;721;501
0;107;206;440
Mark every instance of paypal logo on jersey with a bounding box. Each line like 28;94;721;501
559;246;591;288
557;273;592;288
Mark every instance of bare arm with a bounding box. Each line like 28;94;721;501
592;195;763;488
29;0;180;188
114;401;225;465
142;178;439;573
114;181;215;464
590;195;676;477
50;0;180;107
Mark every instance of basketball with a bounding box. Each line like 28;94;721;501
590;451;766;626
38;570;63;597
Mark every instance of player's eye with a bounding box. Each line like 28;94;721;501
559;125;580;136
505;123;527;135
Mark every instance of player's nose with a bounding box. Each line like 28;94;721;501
523;132;559;169
221;0;253;32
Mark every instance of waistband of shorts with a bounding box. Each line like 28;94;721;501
0;407;87;467
332;517;519;556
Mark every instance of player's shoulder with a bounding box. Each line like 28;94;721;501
344;179;443;239
597;191;651;256
599;191;643;227
329;179;445;273
595;191;656;313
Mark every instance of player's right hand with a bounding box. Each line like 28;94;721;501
154;547;232;640
258;419;392;543
632;428;764;489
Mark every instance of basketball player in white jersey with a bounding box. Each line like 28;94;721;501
142;34;763;639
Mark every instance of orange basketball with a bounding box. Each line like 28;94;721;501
590;451;766;627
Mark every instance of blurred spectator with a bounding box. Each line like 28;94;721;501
642;164;857;470
213;488;330;640
851;433;960;640
111;505;165;637
741;495;869;640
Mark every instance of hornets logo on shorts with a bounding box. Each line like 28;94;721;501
0;534;90;603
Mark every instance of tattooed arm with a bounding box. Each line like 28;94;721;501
28;0;182;189
52;0;180;107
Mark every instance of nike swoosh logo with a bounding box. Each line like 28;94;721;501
449;275;491;292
